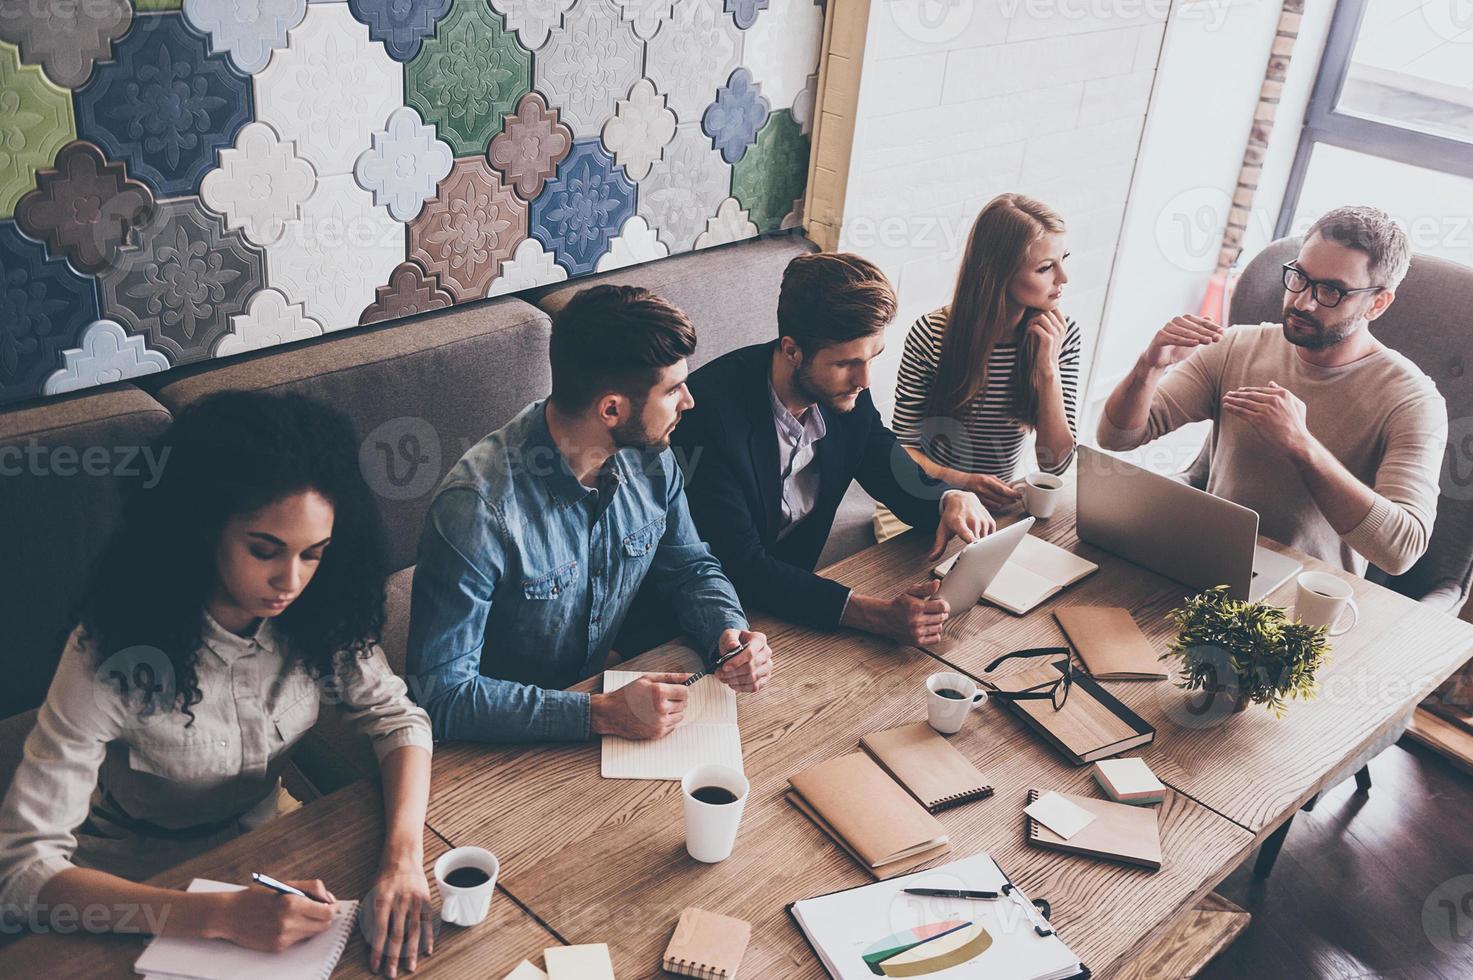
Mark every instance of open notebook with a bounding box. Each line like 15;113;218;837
601;669;743;779
935;534;1097;615
135;879;357;980
788;853;1083;980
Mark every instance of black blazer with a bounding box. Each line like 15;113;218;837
672;342;956;631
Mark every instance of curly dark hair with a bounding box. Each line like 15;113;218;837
78;390;389;723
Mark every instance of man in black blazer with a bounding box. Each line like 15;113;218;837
666;252;993;647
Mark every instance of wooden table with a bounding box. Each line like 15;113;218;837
0;781;561;978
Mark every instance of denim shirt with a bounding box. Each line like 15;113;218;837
406;400;748;743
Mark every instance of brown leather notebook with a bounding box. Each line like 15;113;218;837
859;722;993;812
1024;789;1162;869
662;907;751;979
1054;607;1167;680
787;753;950;878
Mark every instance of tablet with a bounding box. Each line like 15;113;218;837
934;518;1036;614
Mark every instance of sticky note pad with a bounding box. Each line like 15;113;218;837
503;960;547;980
1024;790;1096;840
545;943;614;980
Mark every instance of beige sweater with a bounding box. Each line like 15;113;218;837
1100;323;1447;576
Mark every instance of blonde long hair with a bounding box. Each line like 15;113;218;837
925;194;1065;425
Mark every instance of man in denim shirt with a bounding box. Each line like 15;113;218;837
406;285;773;743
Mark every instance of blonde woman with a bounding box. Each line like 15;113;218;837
881;194;1079;539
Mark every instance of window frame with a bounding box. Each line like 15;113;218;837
1276;0;1473;238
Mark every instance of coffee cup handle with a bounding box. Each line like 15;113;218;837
1330;598;1359;637
970;691;986;708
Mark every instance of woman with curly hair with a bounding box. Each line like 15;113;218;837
0;391;434;975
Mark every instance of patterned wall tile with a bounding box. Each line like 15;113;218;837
360;259;455;323
15;141;155;277
43;318;170;394
254;4;403;176
0;0;132;89
595;214;669;272
134;1;183;9
601;78;677;182
265;173;405;330
695;196;759;249
530;138;637;277
347;0;452;61
731;108;807;234
702;67;769;165
536;0;642;139
98;197;266;364
0;222;100;406
74;15;252;199
486;0;575;52
725;0;768;30
215;286;324;354
611;0;676;40
183;0;306;74
636;124;732;252
200;121;318;247
406;0;531;158
486;237;567;296
488;92;573;203
1;41;76;220
646;0;742;126
354;106;454;222
740;0;822;110
408;158;527;302
792;70;818;136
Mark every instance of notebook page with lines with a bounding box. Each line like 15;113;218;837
600;669;743;779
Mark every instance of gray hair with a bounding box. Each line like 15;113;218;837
1306;205;1412;291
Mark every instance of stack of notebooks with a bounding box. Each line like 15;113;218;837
990;657;1155;765
934;534;1099;615
787;723;994;879
788;853;1085;979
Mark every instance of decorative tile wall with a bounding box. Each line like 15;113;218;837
0;0;821;406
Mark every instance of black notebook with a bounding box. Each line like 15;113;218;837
989;660;1155;766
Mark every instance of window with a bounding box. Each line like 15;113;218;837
1278;0;1473;268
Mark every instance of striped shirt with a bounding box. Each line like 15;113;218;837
892;309;1081;479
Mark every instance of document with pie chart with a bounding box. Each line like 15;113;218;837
789;854;1083;979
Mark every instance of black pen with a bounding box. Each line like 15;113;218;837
683;641;750;686
904;887;1000;900
252;871;331;903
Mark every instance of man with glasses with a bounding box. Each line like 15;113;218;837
1098;205;1446;578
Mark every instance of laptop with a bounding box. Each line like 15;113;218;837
1076;445;1300;603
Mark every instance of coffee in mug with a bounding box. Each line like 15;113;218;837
691;785;738;805
433;846;499;926
1294;571;1358;637
926;671;986;734
1022;472;1064;519
682;764;748;863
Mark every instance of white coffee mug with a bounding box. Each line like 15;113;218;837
926;671;986;735
1022;472;1064;519
1295;571;1359;636
682;763;748;863
433;846;499;926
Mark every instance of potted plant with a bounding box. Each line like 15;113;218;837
1163;585;1330;716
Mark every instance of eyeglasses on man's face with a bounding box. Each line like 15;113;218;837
983;647;1072;711
1281;264;1382;309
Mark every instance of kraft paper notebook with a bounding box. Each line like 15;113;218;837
787;853;1085;980
859;722;993;813
935;533;1098;615
1054;606;1168;680
788;753;950;879
601;667;742;779
662;907;752;979
134;880;357;980
992;659;1155;765
1025;788;1163;870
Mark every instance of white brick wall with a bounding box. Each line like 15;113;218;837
839;1;1168;427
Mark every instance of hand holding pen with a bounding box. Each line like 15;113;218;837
690;629;774;693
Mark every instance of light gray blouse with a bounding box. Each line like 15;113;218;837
0;613;432;917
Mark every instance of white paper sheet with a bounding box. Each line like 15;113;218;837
1024;791;1096;840
600;669;743;780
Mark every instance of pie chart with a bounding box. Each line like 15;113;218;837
862;920;994;977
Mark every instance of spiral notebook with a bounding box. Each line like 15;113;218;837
134;879;357;980
859;722;993;813
662;907;752;979
1025;789;1162;870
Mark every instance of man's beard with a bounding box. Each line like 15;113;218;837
611;398;674;450
1282;305;1357;351
794;360;860;414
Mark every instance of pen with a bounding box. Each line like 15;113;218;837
682;640;750;686
903;887;1001;900
251;872;331;903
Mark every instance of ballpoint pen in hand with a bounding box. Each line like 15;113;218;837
251;872;331;903
683;640;750;686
